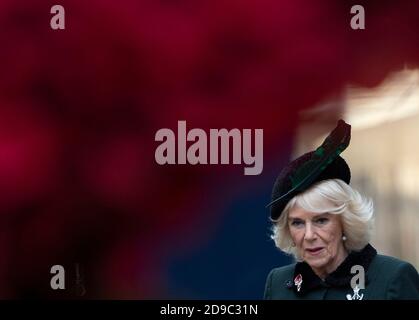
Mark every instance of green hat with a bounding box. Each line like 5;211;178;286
267;120;351;220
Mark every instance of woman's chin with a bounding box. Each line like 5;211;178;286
304;255;329;270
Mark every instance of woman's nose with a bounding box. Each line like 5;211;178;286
304;224;316;241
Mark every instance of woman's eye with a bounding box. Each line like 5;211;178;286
291;220;303;227
316;218;329;224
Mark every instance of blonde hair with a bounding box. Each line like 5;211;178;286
270;179;374;259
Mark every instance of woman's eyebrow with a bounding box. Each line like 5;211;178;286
288;217;303;221
312;213;329;218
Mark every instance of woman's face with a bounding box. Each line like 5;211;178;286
288;205;348;278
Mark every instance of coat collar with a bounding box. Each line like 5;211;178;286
289;244;377;296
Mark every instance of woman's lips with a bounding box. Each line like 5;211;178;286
305;247;324;255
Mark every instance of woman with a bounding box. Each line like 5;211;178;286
264;120;419;300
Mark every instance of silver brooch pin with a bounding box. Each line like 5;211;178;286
346;285;364;300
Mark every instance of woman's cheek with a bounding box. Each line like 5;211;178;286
294;230;304;246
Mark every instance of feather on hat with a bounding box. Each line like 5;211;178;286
267;119;351;220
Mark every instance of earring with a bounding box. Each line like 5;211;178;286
291;242;296;247
342;235;347;241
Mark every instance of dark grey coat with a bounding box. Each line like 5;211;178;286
264;244;419;300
